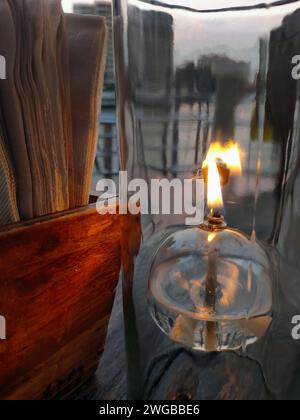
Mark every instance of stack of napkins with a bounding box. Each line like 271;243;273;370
0;0;107;226
0;107;19;226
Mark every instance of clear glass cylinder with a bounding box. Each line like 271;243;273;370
113;0;300;400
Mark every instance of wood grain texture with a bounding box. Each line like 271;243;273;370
71;281;127;401
0;205;121;400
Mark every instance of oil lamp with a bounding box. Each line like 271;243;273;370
113;0;300;399
148;143;273;351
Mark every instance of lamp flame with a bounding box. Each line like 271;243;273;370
207;156;224;211
203;141;242;174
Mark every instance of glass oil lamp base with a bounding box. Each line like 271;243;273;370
148;226;273;352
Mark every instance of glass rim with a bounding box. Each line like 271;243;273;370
134;0;300;13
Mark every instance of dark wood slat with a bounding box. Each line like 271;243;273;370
0;205;121;400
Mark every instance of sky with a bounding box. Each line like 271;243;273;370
61;0;300;69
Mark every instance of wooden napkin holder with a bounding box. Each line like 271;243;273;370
0;204;121;400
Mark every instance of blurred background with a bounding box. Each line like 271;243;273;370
62;0;299;244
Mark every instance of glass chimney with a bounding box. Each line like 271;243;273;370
113;0;300;400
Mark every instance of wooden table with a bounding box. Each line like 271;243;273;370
73;268;300;401
75;282;269;401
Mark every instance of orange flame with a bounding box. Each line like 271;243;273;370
203;141;242;174
207;156;224;210
203;141;242;211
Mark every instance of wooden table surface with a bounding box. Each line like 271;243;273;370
72;275;300;401
73;277;300;401
73;279;270;401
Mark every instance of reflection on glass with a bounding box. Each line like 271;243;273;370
114;0;300;400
